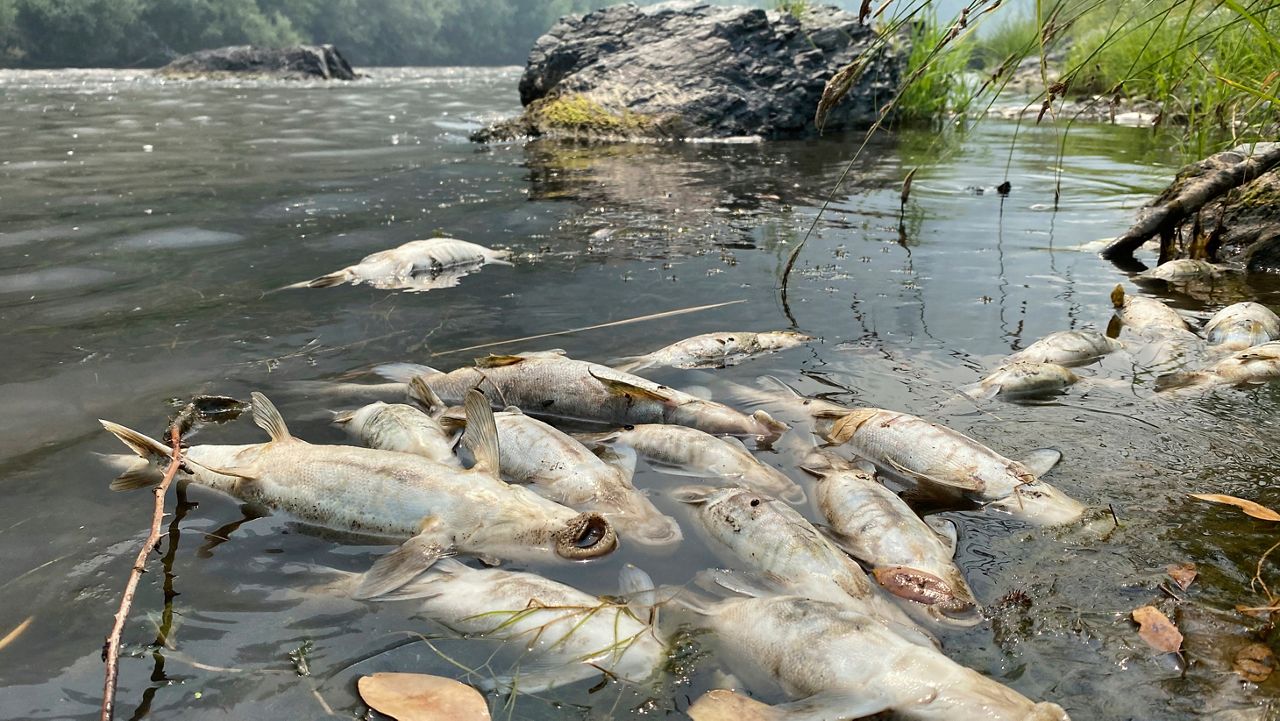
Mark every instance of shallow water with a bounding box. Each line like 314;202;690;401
2;67;1279;720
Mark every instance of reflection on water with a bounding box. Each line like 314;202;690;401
2;67;1279;720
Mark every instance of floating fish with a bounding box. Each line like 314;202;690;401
680;592;1070;721
334;401;459;467
1157;341;1280;391
283;237;511;290
377;353;790;445
100;389;616;598
1111;284;1189;331
367;560;666;694
824;408;1084;525
673;486;933;647
441;406;682;546
962;362;1078;400
580;423;805;504
1204;302;1280;350
608;331;813;372
1131;326;1207;374
1138;258;1225;282
803;451;979;625
1005;330;1122;367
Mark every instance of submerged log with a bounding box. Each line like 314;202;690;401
1101;142;1280;264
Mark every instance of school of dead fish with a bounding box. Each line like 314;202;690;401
98;242;1280;720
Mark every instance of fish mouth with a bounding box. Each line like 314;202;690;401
554;513;618;560
614;513;683;547
873;566;968;609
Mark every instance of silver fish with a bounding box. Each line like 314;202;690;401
673;485;933;647
1131;325;1207;374
100;389;617;598
1111;284;1189;331
824;408;1084;526
682;593;1071;720
367;559;666;693
803;451;979;625
1005;330;1122;367
581;423;805;504
609;330;813;372
1157;341;1280;391
379;353;790;444
1138;258;1225;282
1204;302;1280;350
333;401;459;466
283;237;511;290
963;362;1078;400
442;406;682;546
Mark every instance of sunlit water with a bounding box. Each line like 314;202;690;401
2;67;1278;720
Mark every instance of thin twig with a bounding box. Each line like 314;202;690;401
101;424;182;721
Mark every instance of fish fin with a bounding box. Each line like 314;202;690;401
474;354;526;368
694;568;783;599
1155;370;1213;391
589;369;674;404
720;435;751;452
1019;448;1062;477
606;355;649;373
619;564;658;626
99;420;171;463
670;485;717;504
925;516;959;555
500;405;524;414
331;409;357;426
407;376;446;416
249;392;293;442
109;463;165;492
373;362;440;383
824;408;878;444
756;375;802;398
687;689;784;721
595;443;638;480
884;455;982;491
478;658;596;695
352;527;452;599
370;557;471;602
1110;283;1126;308
280;269;351;290
960;381;1000;400
461;389;500;477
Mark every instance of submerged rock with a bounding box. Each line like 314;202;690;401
473;2;903;142
159;45;356;80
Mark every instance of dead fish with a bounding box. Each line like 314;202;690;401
962;362;1078;400
680;593;1070;721
1139;258;1226;282
802;451;979;625
366;560;665;693
1157;341;1280;391
100;389;616;598
1111;284;1189;331
283;237;511;290
608;331;814;372
824;408;1084;526
580;423;805;504
1005;330;1122;367
673;486;934;647
441;406;682;546
333;401;459;467
377;353;790;445
1132;326;1208;374
1204;302;1280;350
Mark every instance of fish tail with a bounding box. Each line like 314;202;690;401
373;362;441;383
281;269;350;290
752;410;790;443
605;355;647;372
99;420;171;463
1155;370;1212;391
485;249;514;266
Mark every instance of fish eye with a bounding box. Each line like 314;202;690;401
574;517;608;548
749;498;761;507
623;424;635;431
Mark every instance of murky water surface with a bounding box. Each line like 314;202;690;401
2;67;1279;720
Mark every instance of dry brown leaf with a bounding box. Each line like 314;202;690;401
1132;605;1183;654
688;689;779;721
1166;562;1197;591
1189;493;1280;521
358;673;490;721
1233;643;1276;683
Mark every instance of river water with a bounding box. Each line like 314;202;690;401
1;67;1277;720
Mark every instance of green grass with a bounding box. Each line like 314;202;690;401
968;12;1040;69
772;0;809;19
894;14;977;124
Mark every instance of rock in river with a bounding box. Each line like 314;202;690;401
473;2;904;142
159;45;357;80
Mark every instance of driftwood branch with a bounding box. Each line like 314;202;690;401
1100;143;1280;261
100;424;182;721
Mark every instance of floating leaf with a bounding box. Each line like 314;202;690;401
1233;643;1276;683
358;673;490;721
1132;605;1183;654
1166;562;1197;591
1190;493;1280;521
688;689;778;721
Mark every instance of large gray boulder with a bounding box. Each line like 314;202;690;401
474;2;903;142
159;45;356;80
